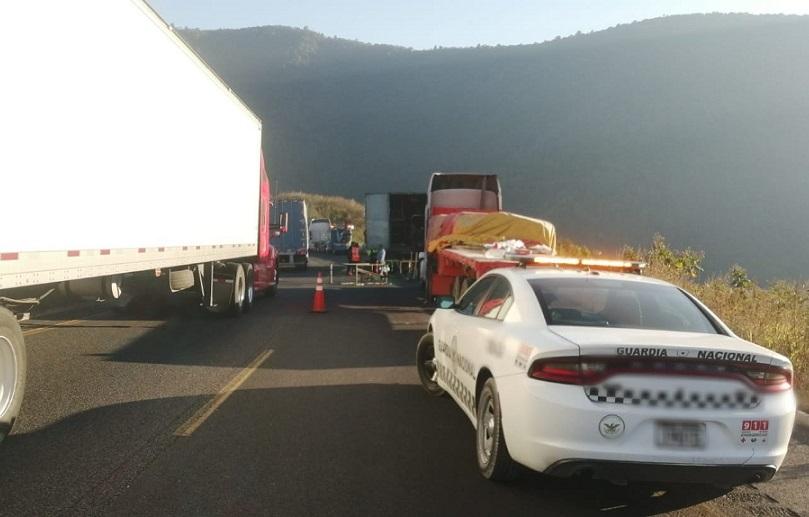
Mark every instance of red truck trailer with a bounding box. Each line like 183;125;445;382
423;172;557;301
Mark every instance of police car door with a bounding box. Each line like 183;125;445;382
462;275;514;401
439;276;497;420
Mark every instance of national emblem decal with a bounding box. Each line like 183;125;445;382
599;414;625;439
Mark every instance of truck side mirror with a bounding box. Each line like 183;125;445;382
437;297;455;309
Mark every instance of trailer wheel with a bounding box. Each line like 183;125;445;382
242;263;254;313
460;277;472;299
227;263;246;317
266;269;279;298
451;277;462;303
424;266;432;303
0;307;26;443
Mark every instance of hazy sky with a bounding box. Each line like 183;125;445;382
149;0;809;49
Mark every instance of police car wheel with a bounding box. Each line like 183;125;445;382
476;379;519;481
416;333;444;397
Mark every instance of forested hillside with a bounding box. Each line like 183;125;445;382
178;14;809;280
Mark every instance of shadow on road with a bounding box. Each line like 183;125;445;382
76;279;429;371
0;387;731;517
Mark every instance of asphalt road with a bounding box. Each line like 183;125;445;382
1;255;807;516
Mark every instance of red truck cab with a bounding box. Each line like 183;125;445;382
254;152;280;295
424;172;502;299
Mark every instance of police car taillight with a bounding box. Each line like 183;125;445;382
529;357;793;391
742;366;793;391
528;357;608;385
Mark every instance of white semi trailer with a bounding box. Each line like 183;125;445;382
0;0;283;443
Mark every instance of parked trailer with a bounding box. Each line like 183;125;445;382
309;218;332;252
365;193;427;258
0;0;282;443
423;173;562;302
271;200;309;271
330;225;354;254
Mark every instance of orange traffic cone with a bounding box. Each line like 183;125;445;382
311;272;327;313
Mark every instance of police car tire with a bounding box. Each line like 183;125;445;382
0;307;26;443
416;333;444;397
476;379;519;481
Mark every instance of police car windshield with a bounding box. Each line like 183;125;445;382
529;278;719;334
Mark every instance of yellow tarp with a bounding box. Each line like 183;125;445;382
427;211;557;253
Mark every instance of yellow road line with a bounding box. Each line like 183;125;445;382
21;309;112;337
22;309;110;336
174;349;274;437
23;318;84;337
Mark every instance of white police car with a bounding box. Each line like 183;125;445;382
416;260;796;484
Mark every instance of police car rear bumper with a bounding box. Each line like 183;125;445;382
495;374;795;475
544;459;776;485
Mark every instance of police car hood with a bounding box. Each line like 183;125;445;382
549;326;788;366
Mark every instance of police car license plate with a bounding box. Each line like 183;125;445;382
655;422;706;449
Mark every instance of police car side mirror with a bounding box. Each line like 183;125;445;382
437;297;455;309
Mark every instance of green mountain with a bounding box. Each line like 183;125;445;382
178;14;809;280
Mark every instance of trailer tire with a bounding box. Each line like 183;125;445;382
451;277;462;303
424;255;437;305
460;277;472;299
242;263;254;313
0;307;26;443
266;269;279;298
227;263;246;317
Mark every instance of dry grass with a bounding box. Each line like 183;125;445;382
278;192;365;243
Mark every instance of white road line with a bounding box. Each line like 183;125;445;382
174;349;274;437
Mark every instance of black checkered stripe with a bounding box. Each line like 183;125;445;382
437;363;475;413
585;385;761;409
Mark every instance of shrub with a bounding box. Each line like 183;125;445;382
557;238;594;258
278;192;365;243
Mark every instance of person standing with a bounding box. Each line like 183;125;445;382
376;246;387;278
348;241;361;276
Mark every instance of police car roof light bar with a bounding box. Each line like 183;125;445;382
526;256;646;274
